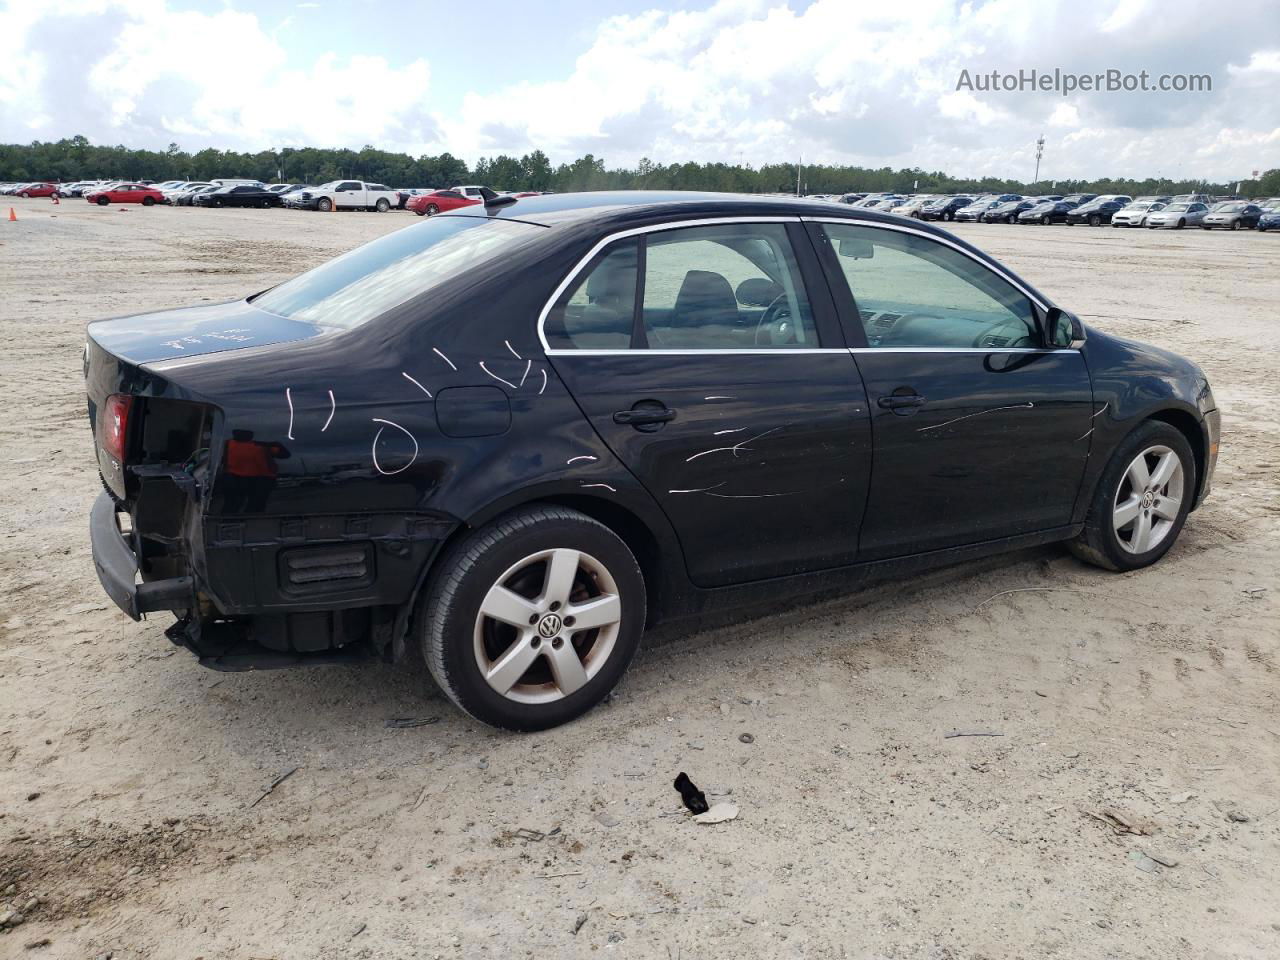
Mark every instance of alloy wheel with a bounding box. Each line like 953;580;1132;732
473;548;622;704
1113;444;1184;554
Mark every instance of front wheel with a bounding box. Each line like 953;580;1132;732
317;197;333;212
1176;218;1185;229
1090;214;1101;226
1229;219;1239;231
1068;421;1194;572
375;198;390;212
97;196;110;206
19;191;29;198
420;506;646;731
1042;215;1050;225
943;211;954;221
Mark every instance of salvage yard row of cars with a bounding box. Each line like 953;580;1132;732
0;178;536;214
817;190;1280;231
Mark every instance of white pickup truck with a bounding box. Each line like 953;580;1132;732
286;180;400;212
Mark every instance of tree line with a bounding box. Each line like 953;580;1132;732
3;135;1278;199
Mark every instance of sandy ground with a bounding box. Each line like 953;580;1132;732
1;196;1277;960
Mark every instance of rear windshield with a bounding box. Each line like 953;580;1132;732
253;216;542;330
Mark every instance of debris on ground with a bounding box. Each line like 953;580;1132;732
944;730;1004;739
1227;810;1251;823
572;913;588;935
1085;808;1152;836
1129;851;1161;874
249;766;299;808
693;802;739;825
1147;850;1179;867
513;827;546;842
595;810;620;828
674;772;709;814
384;717;439;728
738;733;755;744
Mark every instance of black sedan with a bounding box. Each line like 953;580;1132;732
83;192;1220;730
193;185;284;208
1065;198;1130;226
982;198;1043;223
919;196;972;221
1018;200;1078;224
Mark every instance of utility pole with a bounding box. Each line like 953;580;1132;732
796;155;802;197
1034;135;1045;185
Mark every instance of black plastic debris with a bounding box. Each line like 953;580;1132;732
385;717;440;728
674;772;709;814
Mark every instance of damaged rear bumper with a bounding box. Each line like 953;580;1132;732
90;491;193;620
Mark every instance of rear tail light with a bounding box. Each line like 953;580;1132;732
101;394;134;463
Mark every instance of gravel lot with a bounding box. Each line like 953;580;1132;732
1;197;1278;959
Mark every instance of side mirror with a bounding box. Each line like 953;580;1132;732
837;238;875;259
1045;306;1086;349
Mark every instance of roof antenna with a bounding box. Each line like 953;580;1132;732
485;194;518;209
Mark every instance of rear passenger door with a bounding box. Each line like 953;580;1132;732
544;219;873;588
809;219;1094;559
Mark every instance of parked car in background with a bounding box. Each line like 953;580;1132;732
1111;201;1166;227
919;196;972;221
955;195;1021;222
1066;196;1132;226
81;191;1220;731
193;184;285;208
84;183;166;206
16;182;58;198
983;198;1043;223
170;185;216;206
1146;202;1209;229
892;197;935;218
1257;203;1280;232
1018;199;1078;224
407;188;481;216
1170;194;1211;206
286;180;400;212
1201;201;1263;230
838;193;867;204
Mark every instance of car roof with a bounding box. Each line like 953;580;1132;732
451;190;980;233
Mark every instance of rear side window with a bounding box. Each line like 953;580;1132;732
253;217;543;331
545;222;818;350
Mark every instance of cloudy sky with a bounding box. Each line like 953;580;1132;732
2;0;1278;180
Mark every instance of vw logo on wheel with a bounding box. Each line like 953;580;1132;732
537;614;562;639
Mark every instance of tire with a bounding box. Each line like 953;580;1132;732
1090;214;1101;227
97;196;110;206
1202;225;1211;230
1229;219;1239;231
1041;215;1050;225
375;198;390;212
1177;219;1185;229
1006;214;1015;224
1067;420;1195;572
318;197;332;212
420;505;646;731
142;196;154;206
19;191;29;198
943;211;954;221
426;203;439;215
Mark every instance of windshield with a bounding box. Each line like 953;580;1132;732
1214;203;1244;212
1166;204;1189;212
253;216;543;331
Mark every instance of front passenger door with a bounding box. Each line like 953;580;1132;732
812;221;1094;559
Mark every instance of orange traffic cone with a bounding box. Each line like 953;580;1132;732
7;208;15;222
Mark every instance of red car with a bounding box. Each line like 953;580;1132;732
406;189;481;216
17;182;58;198
84;184;166;206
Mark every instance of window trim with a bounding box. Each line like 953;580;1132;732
538;215;1068;356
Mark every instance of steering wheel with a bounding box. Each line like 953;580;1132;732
971;323;1037;349
754;294;799;346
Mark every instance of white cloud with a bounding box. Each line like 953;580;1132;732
3;0;1279;181
1;0;440;152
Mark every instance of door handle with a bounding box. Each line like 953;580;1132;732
877;394;927;410
613;407;677;426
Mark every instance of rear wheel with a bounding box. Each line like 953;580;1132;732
375;198;390;212
420;506;645;731
142;196;155;206
1068;421;1194;572
426;202;439;215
